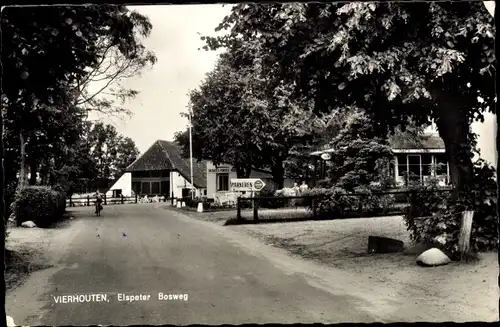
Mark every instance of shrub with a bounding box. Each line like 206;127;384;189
303;187;398;219
184;197;211;210
258;185;288;209
402;159;498;259
14;186;67;227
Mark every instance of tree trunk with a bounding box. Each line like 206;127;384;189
0;96;6;327
432;88;474;204
17;132;28;191
29;160;37;185
271;162;285;190
1;100;5;224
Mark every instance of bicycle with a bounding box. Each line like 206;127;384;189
95;200;102;216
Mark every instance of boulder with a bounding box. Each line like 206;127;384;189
367;236;404;254
21;220;37;228
416;248;451;267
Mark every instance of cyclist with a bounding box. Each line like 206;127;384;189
95;190;103;215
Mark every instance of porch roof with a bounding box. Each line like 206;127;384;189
310;134;446;156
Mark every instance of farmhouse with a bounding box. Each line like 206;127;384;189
107;139;295;199
310;133;451;188
106;140;207;199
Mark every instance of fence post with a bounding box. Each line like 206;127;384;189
121;194;124;204
69;196;73;208
236;197;242;221
104;194;107;205
135;193;138;204
253;197;259;223
87;195;90;207
312;196;317;219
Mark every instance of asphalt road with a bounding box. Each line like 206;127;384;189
6;204;380;325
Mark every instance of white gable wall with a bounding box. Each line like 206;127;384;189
170;171;204;198
106;172;132;197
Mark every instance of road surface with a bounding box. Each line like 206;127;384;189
6;204;382;325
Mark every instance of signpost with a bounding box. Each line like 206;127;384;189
230;179;266;217
230;178;266;192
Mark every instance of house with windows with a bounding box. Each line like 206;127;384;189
106;139;295;200
206;161;294;198
391;133;449;187
310;133;451;188
106;140;208;199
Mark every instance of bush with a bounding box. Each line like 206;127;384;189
14;186;67;227
303;187;398;219
402;159;498;259
258;185;288;209
184;197;212;210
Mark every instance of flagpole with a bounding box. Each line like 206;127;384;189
189;109;194;200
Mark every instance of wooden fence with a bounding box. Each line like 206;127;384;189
67;194;138;207
235;188;454;223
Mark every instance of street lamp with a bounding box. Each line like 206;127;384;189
188;108;194;200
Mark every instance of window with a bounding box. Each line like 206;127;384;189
421;154;432;176
216;173;229;191
389;160;395;178
396;154;407;177
408;155;421;181
151;182;160;194
141;182;150;194
132;182;141;194
435;154;448;175
161;181;169;196
203;189;207;196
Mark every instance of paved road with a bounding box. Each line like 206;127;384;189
6;204;380;325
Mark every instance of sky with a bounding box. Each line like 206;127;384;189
89;4;231;152
90;3;496;166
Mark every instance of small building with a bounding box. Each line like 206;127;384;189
106;140;207;199
391;133;450;187
310;134;451;188
206;161;294;199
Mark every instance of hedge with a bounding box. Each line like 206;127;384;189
14;186;67;227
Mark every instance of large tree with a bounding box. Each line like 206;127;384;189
2;5;155;192
182;49;326;188
203;2;496;203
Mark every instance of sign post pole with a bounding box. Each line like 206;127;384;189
230;179;266;222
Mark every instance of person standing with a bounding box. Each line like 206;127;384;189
299;181;309;194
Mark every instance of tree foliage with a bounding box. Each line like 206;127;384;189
183;46;328;187
1;5;152;207
2;5;156;196
203;2;496;202
325;109;394;191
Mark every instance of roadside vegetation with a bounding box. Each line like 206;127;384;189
3;5;155;292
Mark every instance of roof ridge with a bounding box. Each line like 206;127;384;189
156;140;177;169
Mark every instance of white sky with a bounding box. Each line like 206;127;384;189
89;3;496;166
89;4;231;152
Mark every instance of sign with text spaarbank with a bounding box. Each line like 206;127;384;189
208;166;237;173
230;178;266;192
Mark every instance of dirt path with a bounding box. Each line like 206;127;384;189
228;216;499;322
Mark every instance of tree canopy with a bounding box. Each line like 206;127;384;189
202;2;496;200
180;40;329;187
1;5;153;202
